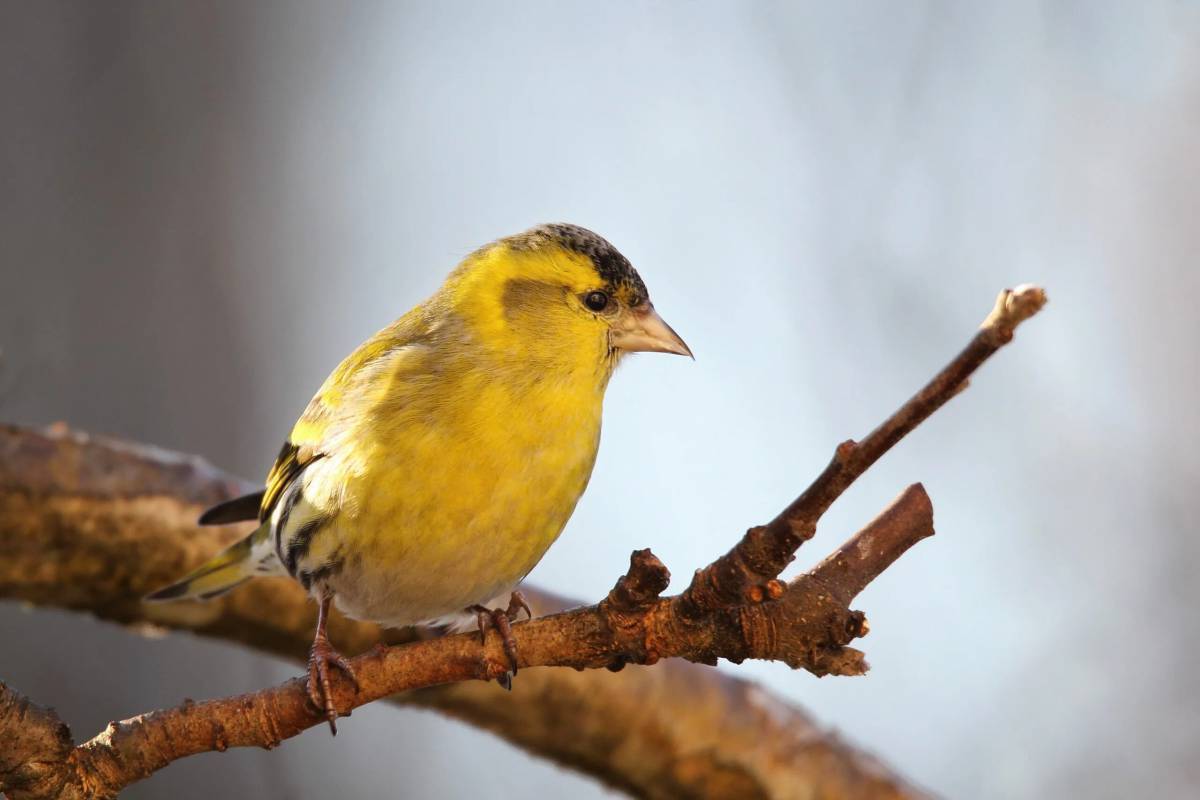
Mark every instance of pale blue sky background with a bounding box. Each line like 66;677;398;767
3;2;1198;797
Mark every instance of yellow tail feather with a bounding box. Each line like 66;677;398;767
144;524;267;602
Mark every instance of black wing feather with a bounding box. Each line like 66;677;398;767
198;490;267;526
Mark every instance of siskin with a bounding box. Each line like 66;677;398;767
147;223;691;730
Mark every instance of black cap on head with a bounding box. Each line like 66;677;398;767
512;223;648;305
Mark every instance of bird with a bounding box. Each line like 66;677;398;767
145;223;692;732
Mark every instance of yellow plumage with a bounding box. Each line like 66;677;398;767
147;223;690;724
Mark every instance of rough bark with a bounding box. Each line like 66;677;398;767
0;285;1045;799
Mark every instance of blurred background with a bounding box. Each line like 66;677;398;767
2;1;1197;797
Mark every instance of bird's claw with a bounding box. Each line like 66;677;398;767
506;590;533;622
307;637;359;735
471;591;532;687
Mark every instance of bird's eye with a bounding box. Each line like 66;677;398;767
583;291;609;312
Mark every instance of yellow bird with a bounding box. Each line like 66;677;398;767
147;223;691;730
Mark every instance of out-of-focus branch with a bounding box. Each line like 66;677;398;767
0;285;1045;799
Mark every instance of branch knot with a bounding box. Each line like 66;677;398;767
604;549;670;613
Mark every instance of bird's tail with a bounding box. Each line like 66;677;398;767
144;523;270;602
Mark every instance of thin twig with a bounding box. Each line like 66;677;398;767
679;285;1046;616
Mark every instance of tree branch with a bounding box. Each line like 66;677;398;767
679;284;1047;616
0;681;77;800
0;285;1045;799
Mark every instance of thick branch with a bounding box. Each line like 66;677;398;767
0;681;77;800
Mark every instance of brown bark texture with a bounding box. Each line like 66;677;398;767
0;285;1045;799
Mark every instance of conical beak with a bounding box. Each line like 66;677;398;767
610;303;693;358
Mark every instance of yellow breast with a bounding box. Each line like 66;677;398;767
299;345;606;626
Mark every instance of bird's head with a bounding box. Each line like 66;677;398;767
445;223;691;382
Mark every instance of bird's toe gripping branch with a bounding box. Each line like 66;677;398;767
307;637;360;735
472;590;535;688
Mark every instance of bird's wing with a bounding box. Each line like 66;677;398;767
198;490;267;525
260;440;319;521
259;306;437;521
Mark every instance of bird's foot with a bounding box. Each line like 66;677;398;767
470;591;533;690
306;636;360;735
